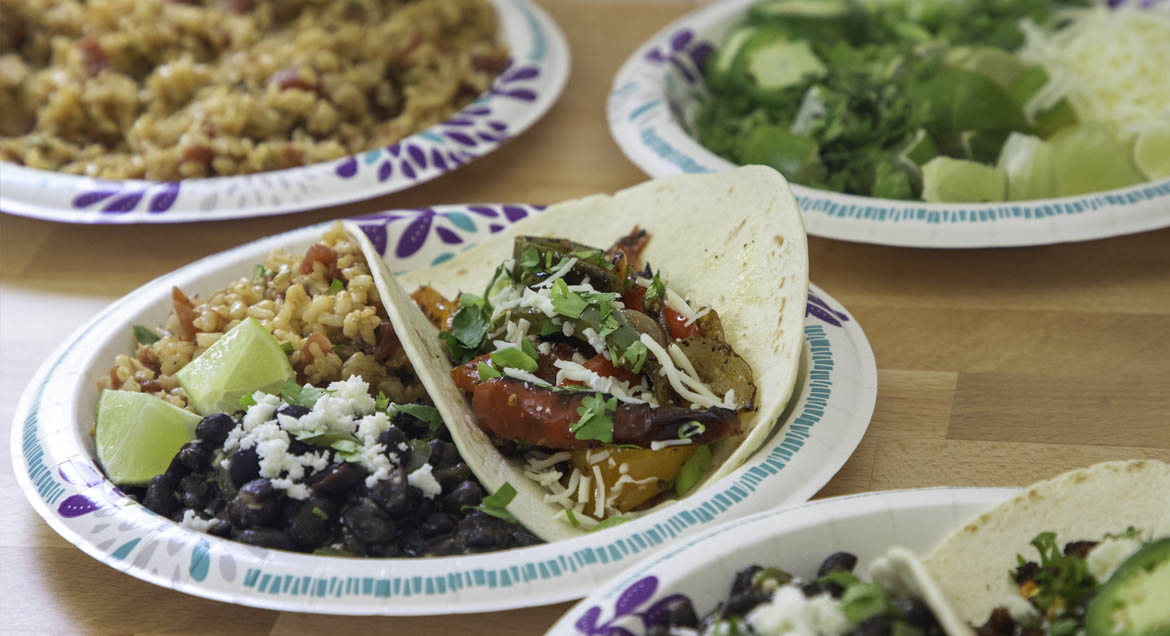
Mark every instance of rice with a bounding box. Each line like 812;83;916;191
98;222;427;409
0;0;508;179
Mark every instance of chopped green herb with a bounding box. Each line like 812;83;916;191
519;246;540;276
330;438;364;462
572;393;617;444
1018;531;1097;617
520;337;539;360
540;317;561;336
477;362;502;380
589;516;630;533
439;294;492;365
281;378;334;408
1104;526;1141;541
327;278;345;294
389;403;445;434
279;341;294;354
490;346;539;373
619;340;648;374
132;324;161;345
675;443;713;496
645;272;666;301
311;506;328;520
565;507;580;528
837;579;893;624
375;391;390;412
252;264;267;280
238;393;257;409
464;482;518;523
570;249;615;270
550;279;588;318
404;439;432;472
678;421;706;439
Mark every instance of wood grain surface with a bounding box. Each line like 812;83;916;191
2;1;1169;633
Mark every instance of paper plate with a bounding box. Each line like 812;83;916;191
0;0;569;224
606;0;1170;248
548;487;1018;635
11;204;876;614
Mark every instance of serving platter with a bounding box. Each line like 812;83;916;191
11;203;876;615
0;0;570;224
548;487;1018;636
607;0;1170;248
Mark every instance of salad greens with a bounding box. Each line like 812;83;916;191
694;0;1114;202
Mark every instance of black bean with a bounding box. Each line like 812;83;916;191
658;597;698;629
238;478;276;504
369;467;420;518
196;413;235;446
143;475;178;516
724;589;767;617
896;597;940;631
976;607;1017;636
228;448;261;488
286;497;336;548
163;453;188;487
817;551;858;577
277;404;310;418
228;479;280;529
177;440;212;472
236;528;298;551
308;463;365;496
178;473;212;510
730;566;763;597
391;410;432;438
419;513;456;539
341;499;397;545
205;517;232;537
400;531;432;558
377;426;409;462
802;580;845;599
442;480;484;514
509;527;542;548
432;463;472;491
427;439;459;468
855;614;894;636
456;513;509;550
287;438;313;455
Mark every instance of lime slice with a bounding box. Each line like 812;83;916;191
175;317;295;415
945;46;1028;90
1133;124;1170;180
739;125;825;183
997;133;1054;201
921;157;1006;203
96;390;200;486
1049;123;1145;197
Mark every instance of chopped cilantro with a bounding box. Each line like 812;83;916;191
326;278;345;294
132;324;161;345
389;403;445;434
279;341;294;354
619;340;648;373
405;439;432;472
565;508;580;528
645;272;666;301
490;346;539;373
238;393;257;409
540;317;561;336
464;482;518;523
589;516;630;533
572;393;617;444
281;378;334;408
1105;526;1141;541
252;264;267;280
331;438;364;463
311;506;328;520
570;249;615;270
834;577;892;624
477;362;502;380
1019;531;1097;617
375;391;389;412
520;246;540;273
550;279;588;318
440;294;492;365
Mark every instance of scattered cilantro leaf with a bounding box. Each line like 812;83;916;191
550;279;588;318
279;341;294;354
440;295;492;364
645;272;666;301
238;393;258;409
519;246;540;277
572;393;617;443
477;362;502;380
252;264;267;280
311;506;328;520
389;403;445;434
133;324;161;345
464;482;518;523
326;278;345;294
281;378;334;408
375;391;389;412
490;346;539;373
331;438;364;463
619;340;648;374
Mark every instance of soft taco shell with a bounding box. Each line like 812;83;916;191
923;459;1170;625
347;165;808;542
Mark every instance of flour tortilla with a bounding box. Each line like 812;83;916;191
923;459;1170;625
348;165;808;542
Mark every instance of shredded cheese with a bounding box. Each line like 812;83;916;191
552;358;656;405
640;333;734;410
501;367;551;386
1017;7;1170;140
650;438;694;451
535;257;578;288
591;464;607;518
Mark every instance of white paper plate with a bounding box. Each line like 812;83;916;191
607;0;1170;248
11;204;876;614
548;487;1018;635
0;0;569;224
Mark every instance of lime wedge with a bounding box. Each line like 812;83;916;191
898;128;939;166
1049;123;1145;197
175;317;295;416
945;46;1028;90
921;156;1006;203
997;133;1054;201
96;390;200;486
739;125;825;183
1133;124;1170;180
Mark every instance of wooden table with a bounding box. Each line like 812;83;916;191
2;1;1169;633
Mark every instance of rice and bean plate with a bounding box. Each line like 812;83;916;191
0;0;508;179
95;223;540;556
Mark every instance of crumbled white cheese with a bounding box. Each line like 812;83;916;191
407;463;442;499
745;585;849;636
181;509;215;532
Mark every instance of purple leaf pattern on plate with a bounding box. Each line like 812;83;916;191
434;226;462;245
148;182;180;213
72;189;118;208
58;458;105;487
58;494;100;518
642;27;713;85
575;576;671;635
615;576;657;616
395;209;435;258
807;291;850;327
347;205;542;258
335;156;358;178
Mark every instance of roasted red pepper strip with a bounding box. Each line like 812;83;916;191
471;377;740;449
562;354;641;387
664;306;702;340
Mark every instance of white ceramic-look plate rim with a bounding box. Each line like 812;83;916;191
606;0;1170;248
0;0;570;224
11;205;875;614
548;486;1022;635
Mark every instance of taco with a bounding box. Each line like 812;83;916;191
349;166;809;541
923;460;1170;636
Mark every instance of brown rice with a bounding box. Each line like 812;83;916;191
0;0;507;179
